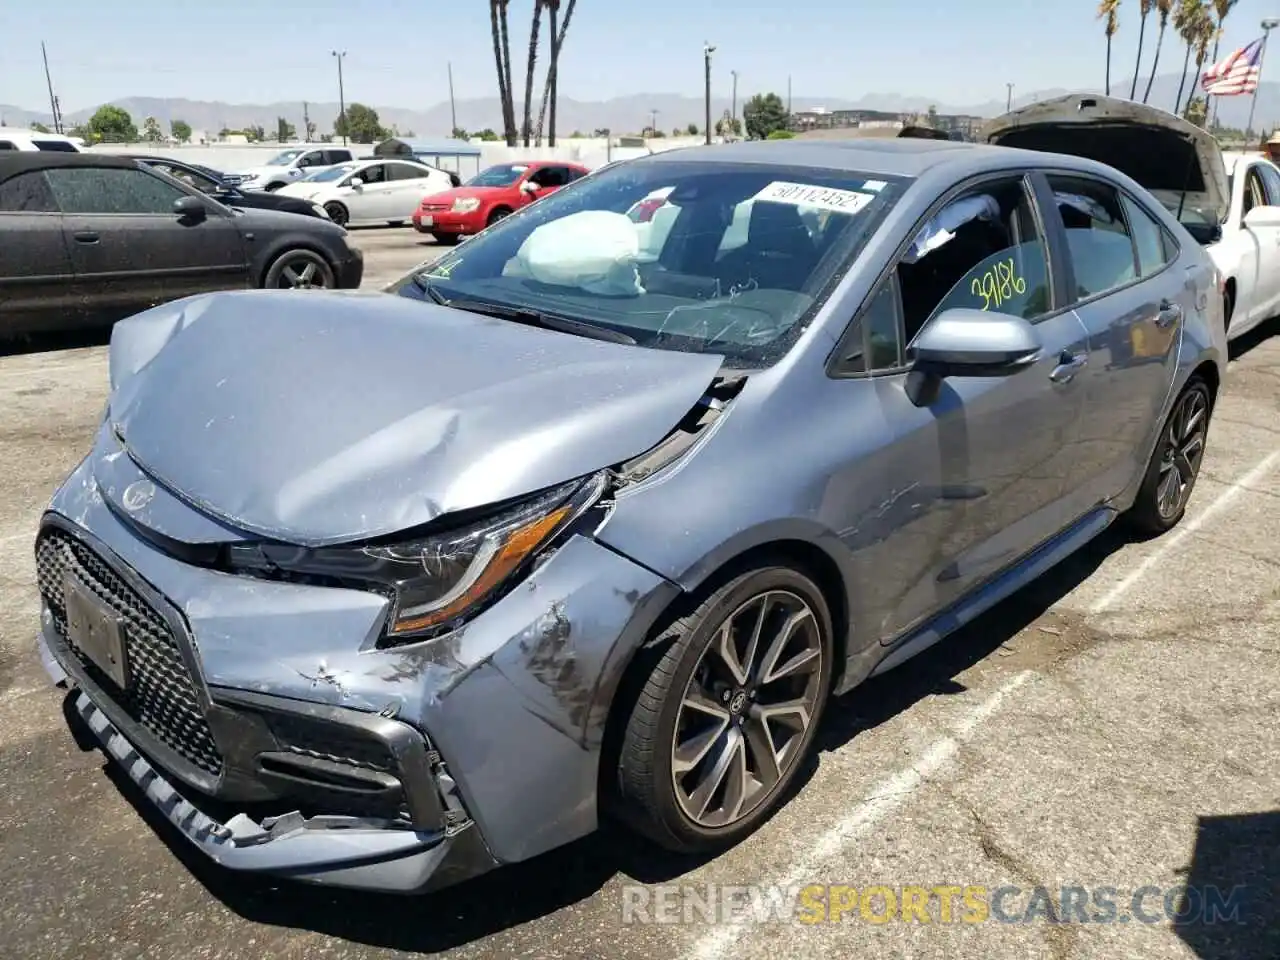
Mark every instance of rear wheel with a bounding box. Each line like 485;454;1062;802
263;249;335;290
323;202;349;227
613;563;833;851
1126;377;1212;534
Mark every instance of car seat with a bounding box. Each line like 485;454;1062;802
715;201;818;292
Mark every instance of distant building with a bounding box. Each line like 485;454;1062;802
789;106;984;142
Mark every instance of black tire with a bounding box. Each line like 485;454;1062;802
486;206;512;227
263;248;336;290
614;562;834;851
263;182;284;192
387;220;405;227
324;202;349;227
432;233;460;246
1126;376;1213;534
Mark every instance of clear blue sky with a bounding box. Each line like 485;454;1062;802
6;0;1280;111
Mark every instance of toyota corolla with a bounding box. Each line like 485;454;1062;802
35;139;1224;893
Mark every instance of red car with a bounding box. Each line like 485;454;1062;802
413;160;591;244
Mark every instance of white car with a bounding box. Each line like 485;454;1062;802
0;127;81;152
229;146;356;192
275;158;455;227
986;94;1279;342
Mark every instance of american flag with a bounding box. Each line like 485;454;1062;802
1201;37;1265;96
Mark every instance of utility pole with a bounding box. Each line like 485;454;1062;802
331;50;348;145
303;102;311;142
730;69;738;139
1248;19;1279;149
448;61;458;137
1006;82;1014;113
649;107;659;137
41;41;60;133
787;74;792;116
704;43;716;145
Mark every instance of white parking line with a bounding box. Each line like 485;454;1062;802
1089;448;1280;615
687;670;1036;960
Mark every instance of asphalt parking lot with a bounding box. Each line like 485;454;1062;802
0;227;1277;960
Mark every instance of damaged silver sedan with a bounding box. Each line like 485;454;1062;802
36;138;1224;893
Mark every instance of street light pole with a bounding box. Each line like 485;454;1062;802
331;50;347;145
1247;19;1279;150
1006;82;1014;113
704;43;716;145
730;69;738;139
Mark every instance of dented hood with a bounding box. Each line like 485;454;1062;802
985;93;1229;225
106;290;723;546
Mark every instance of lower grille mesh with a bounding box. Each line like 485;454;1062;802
35;529;223;777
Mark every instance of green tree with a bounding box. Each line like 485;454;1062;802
276;117;296;142
1173;0;1209;114
489;0;518;145
686;122;699;136
86;104;138;143
170;119;192;143
142;116;163;142
29;121;51;133
333;103;387;143
743;92;788;140
766;129;795;139
244;124;266;143
1185;94;1208;126
451;126;469;139
715;114;743;137
1144;0;1174;102
925;105;939;128
477;128;501;141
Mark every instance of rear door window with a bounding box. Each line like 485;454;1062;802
0;172;58;212
1045;175;1139;301
387;162;427;181
1121;194;1174;277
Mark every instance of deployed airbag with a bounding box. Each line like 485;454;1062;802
903;194;1000;263
515;210;645;296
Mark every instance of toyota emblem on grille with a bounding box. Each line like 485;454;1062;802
121;480;155;512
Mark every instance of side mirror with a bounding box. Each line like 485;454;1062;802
1243;204;1280;229
173;195;207;221
905;308;1041;405
520;180;538;196
349;177;364;189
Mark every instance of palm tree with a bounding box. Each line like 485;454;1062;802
1131;0;1154;98
489;0;518;145
1173;0;1205;114
535;0;578;146
1144;0;1174;102
522;0;545;146
1099;0;1121;95
1186;10;1217;118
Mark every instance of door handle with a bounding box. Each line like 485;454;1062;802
1156;299;1183;328
1049;351;1088;384
72;231;99;244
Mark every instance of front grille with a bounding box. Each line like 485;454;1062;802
420;201;450;212
36;529;224;778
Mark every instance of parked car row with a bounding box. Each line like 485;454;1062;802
33;93;1236;896
0;153;362;336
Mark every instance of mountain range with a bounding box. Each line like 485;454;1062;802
2;72;1277;138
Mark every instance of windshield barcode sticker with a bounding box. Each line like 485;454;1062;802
752;181;875;215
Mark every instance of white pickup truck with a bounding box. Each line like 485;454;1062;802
227;146;356;192
986;94;1280;342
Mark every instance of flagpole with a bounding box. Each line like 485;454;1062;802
1247;20;1279;150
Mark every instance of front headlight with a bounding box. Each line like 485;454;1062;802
227;472;608;644
452;197;481;213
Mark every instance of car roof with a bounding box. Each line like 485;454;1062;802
642;138;1045;178
0;151;139;183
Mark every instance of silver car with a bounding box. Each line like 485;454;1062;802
35;139;1224;893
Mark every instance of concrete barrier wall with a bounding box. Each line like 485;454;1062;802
85;137;707;177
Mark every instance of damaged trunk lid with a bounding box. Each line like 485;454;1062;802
106;289;724;546
985;93;1229;238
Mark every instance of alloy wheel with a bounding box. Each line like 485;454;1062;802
1156;387;1208;519
671;590;824;829
277;258;327;290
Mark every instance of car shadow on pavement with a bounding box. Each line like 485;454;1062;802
75;522;1137;954
0;326;110;358
1228;317;1279;362
1174;810;1280;959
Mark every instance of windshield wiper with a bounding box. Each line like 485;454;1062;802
411;275;635;345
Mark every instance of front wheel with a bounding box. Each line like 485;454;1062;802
613;563;833;851
323;202;349;227
1126;377;1212;533
263;249;335;290
486;207;511;227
